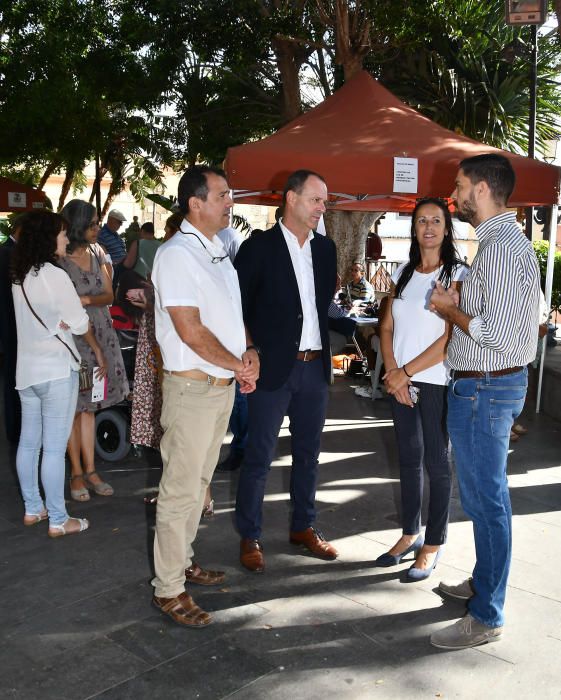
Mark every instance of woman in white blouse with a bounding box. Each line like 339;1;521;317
377;198;466;579
11;211;106;537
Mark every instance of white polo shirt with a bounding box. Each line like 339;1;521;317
152;219;246;377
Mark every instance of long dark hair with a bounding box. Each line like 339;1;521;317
394;197;464;299
11;211;68;284
61;199;96;253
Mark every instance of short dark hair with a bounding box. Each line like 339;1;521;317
60;199;97;253
459;154;515;206
140;222;154;235
177;165;227;215
282;169;326;206
11;210;68;284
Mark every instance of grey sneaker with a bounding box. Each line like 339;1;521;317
438;577;474;601
430;614;503;650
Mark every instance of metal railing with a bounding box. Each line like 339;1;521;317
367;260;402;292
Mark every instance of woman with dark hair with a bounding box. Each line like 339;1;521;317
59;200;129;500
377;197;467;579
11;210;106;537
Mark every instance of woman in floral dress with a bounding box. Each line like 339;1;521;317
59;200;129;500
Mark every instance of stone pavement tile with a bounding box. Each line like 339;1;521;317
225;635;511;700
510;482;561;516
3;636;149;700
0;514;18;533
230;590;373;634
93;638;276;700
108;593;269;666
0;580;57;630
508;555;561;603
321;563;444;618
20;541;150;610
2;580;155;665
220;616;391;679
475;584;561;666
511;513;561;566
530;510;561;528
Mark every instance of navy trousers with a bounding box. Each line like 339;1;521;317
389;381;451;545
235;358;329;540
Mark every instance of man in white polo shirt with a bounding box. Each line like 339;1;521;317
151;165;259;627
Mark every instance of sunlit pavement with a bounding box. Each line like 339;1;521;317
1;373;560;699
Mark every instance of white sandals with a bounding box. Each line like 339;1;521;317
48;517;90;539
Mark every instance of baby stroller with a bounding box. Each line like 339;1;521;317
94;306;138;461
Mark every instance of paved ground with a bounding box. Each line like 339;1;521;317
1;374;561;700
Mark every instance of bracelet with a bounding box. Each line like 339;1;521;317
402;365;412;378
246;344;261;356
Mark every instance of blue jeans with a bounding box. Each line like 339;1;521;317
229;382;248;454
447;369;527;628
390;382;451;545
236;358;329;539
16;373;79;525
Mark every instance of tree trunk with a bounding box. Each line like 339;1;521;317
101;192;116;219
57;164;76;211
323;209;382;279
38;160;59;190
273;38;303;122
556;0;561;41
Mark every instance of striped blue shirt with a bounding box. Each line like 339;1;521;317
98;224;127;264
447;212;540;371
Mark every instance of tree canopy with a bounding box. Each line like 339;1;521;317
0;0;559;212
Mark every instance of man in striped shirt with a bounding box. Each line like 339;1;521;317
428;154;540;650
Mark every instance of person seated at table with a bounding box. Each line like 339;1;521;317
344;261;374;303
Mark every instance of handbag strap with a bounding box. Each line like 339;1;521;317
20;282;82;365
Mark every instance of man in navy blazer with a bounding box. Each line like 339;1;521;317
234;170;338;572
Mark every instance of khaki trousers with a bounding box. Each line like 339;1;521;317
152;374;235;598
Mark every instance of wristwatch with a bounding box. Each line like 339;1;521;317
246;344;261;356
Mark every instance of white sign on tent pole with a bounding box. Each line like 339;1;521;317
393;157;418;193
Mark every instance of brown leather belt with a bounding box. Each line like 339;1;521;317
296;350;322;362
452;366;523;379
164;369;234;386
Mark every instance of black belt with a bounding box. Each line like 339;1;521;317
296;350;322;362
452;366;523;379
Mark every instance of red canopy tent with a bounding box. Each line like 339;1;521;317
224;71;560;211
0;177;47;213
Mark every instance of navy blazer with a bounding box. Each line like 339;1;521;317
235;223;337;391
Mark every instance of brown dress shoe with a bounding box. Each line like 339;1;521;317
289;527;338;560
185;562;225;586
240;538;265;572
152;591;212;627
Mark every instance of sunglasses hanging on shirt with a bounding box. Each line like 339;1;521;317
182;231;228;264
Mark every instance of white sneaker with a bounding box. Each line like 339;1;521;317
354;385;372;398
430;614;502;650
438;578;474;601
